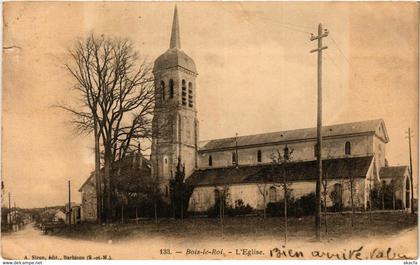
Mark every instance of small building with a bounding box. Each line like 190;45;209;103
78;173;97;222
379;166;411;209
53;209;66;222
79;152;151;222
65;202;81;224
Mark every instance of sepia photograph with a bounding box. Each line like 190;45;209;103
1;1;418;260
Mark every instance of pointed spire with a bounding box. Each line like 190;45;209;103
170;5;181;49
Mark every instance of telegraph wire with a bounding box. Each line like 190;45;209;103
279;21;316;31
325;52;343;73
329;33;350;64
277;23;313;35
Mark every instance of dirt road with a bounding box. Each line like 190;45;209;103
2;223;417;260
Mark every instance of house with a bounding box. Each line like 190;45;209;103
65;202;81;224
79;151;152;222
53;209;66;222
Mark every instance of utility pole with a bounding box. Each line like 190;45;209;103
310;23;329;240
406;128;415;214
68;180;72;226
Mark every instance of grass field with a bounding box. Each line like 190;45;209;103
52;212;417;243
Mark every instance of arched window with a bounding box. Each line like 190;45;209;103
257;150;262;163
232;152;236;165
209;155;213;166
181;80;187;105
160;81;165;100
188;82;193;108
345;141;351;155
269;186;277;203
214;189;220;204
169;79;174;98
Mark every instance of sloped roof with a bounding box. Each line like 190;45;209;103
154;48;197;74
78;153;151;192
153;7;197;74
380;166;409;179
199;119;387;152
187;156;373;187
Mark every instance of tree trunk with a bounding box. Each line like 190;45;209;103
154;200;158;225
220;195;224;236
94;120;102;224
103;146;112;222
315;180;321;239
393;192;395;210
121;204;124;224
350;177;355;229
263;194;266;219
172;201;175;219
382;190;385;210
323;182;328;234
284;190;287;245
135;207;138;224
181;200;184;221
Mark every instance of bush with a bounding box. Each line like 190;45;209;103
266;193;316;217
371;183;402;210
206;199;254;218
294;193;316;217
266;202;283;217
135;198;172;218
226;199;254;217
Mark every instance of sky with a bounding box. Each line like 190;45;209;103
2;2;418;208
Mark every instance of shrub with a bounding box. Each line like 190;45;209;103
226;199;254;216
206;199;254;217
266;192;316;217
294;192;316;217
135;197;172;218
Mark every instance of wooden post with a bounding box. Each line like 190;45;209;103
310;23;329;240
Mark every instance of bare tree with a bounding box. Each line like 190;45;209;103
349;174;355;229
321;153;334;235
257;178;271;218
271;145;293;245
59;34;157;222
214;184;230;236
322;171;328;234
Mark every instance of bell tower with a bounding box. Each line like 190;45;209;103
151;6;199;195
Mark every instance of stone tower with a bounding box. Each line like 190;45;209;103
151;6;199;196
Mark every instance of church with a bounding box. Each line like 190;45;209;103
79;7;412;221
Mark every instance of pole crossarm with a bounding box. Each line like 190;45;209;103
310;46;328;53
310;30;329;41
